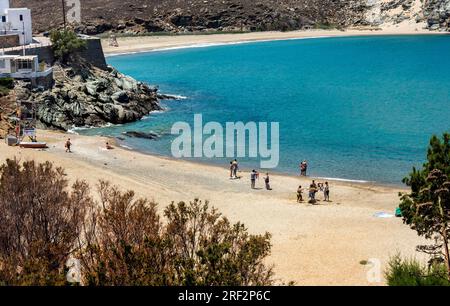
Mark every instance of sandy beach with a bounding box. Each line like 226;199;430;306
0;130;428;285
101;26;440;55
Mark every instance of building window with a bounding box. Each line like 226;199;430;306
19;15;23;21
17;59;33;70
1;16;6;23
0;60;5;69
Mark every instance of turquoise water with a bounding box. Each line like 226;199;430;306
81;35;450;184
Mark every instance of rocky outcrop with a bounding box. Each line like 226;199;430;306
10;0;450;39
8;0;384;34
15;63;161;131
423;0;450;31
123;131;160;140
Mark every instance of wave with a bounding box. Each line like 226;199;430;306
165;94;188;100
67;122;120;134
315;177;370;184
119;144;134;150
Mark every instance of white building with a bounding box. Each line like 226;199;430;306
0;0;33;45
0;55;52;79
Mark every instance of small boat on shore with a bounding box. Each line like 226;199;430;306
19;142;47;149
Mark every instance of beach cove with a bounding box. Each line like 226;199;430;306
88;31;450;184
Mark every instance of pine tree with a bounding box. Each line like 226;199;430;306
400;133;450;280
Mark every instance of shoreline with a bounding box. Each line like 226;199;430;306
113;139;406;190
101;28;449;56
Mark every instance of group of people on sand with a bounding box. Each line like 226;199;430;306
228;158;330;203
297;180;330;204
250;170;272;190
229;159;272;190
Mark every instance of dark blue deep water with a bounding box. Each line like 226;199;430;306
80;35;450;184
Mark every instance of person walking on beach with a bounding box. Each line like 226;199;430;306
229;161;234;179
65;138;72;153
297;185;303;203
250;170;259;189
300;160;308;176
232;159;239;178
264;173;272;190
324;182;330;202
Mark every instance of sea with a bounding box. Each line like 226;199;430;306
78;35;450;185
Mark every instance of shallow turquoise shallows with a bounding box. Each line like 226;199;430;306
81;35;450;184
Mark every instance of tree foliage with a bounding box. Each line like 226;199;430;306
50;30;87;63
400;133;450;279
0;159;274;286
0;159;90;285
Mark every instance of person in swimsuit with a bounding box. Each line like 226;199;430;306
65;138;72;153
297;185;303;203
250;170;258;189
264;173;272;190
324;182;330;202
232;159;239;178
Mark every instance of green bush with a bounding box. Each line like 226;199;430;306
50;29;87;63
0;77;14;89
385;255;450;286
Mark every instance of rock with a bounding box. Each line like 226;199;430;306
111;91;130;103
123;131;159;140
18;61;161;130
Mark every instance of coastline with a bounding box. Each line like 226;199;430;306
0;130;426;285
101;27;448;56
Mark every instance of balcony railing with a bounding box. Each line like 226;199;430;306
0;67;53;79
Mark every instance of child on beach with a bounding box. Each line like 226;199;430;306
65;138;72;153
297;185;303;203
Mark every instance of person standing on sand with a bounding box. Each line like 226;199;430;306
232;159;239;178
300;160;308;176
250;170;258;189
65;138;72;153
324;182;330;202
308;183;317;204
229;161;234;179
297;185;303;203
264;173;272;190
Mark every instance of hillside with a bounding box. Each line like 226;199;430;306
11;0;450;35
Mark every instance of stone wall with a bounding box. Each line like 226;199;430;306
78;38;108;70
0;34;20;48
4;37;108;70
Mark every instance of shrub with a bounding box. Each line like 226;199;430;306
0;77;14;97
0;159;274;286
50;29;87;63
385;255;450;286
0;159;92;285
80;190;274;286
0;77;14;89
